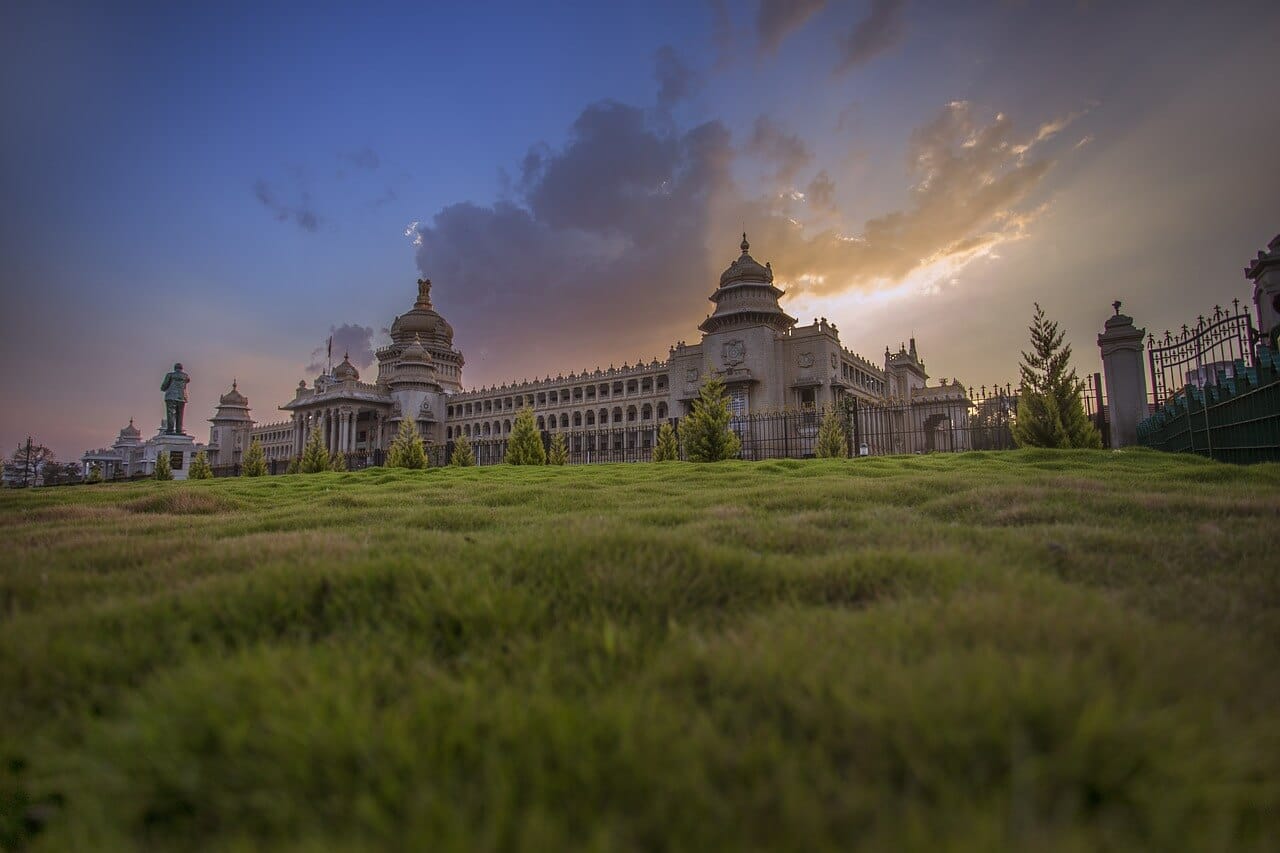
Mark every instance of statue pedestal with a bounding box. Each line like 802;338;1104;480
151;433;196;480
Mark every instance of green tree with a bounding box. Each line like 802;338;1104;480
187;449;213;479
241;438;268;477
653;422;679;461
284;457;300;475
547;431;568;465
1011;304;1103;449
815;407;849;458
300;426;332;473
154;450;173;481
450;434;475;467
330;451;347;472
680;376;742;462
386;418;427;469
506;408;546;465
87;462;103;484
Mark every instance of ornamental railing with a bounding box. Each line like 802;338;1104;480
1147;300;1259;407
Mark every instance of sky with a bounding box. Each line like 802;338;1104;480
2;0;1278;460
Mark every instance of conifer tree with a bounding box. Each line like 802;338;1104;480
450;433;475;467
815;407;849;458
188;449;213;479
1012;304;1103;449
241;438;268;477
300;426;331;473
87;462;103;484
285;458;300;475
329;451;347;472
547;431;568;465
653;422;679;461
154;450;173;481
387;418;427;469
506;408;546;465
680;376;742;462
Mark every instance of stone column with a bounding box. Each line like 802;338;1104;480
1097;301;1148;448
1247;234;1280;347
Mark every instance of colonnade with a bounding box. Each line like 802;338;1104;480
292;407;385;456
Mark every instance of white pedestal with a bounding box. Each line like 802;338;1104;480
152;433;196;480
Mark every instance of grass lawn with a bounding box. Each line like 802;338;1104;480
2;449;1279;851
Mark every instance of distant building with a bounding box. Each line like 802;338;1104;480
80;418;207;479
198;235;972;464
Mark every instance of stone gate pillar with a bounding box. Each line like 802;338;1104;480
1247;234;1280;348
1097;301;1148;448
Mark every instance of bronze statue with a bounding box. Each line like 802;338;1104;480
161;362;190;434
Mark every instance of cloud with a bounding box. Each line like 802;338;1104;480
409;96;1068;386
253;179;320;232
654;45;696;112
747;116;814;186
307;323;376;374
340;146;381;170
757;0;827;53
838;0;908;71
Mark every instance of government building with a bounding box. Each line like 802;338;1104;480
192;234;973;466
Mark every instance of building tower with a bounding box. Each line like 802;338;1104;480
208;380;253;467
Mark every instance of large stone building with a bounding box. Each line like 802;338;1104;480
205;235;972;464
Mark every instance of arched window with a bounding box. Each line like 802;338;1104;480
446;426;453;439
586;410;596;426
641;404;652;421
657;402;668;419
464;424;472;437
483;422;491;436
537;415;546;430
559;413;569;429
493;421;501;435
503;420;511;434
573;411;582;427
627;406;637;422
612;407;623;424
599;408;608;425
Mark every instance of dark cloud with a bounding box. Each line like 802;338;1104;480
747;116;814;186
307;323;376;374
757;0;827;53
411;97;1068;386
340;146;381;170
253;179;320;232
654;45;696;112
838;0;908;71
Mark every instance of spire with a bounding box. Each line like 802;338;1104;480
231;378;237;391
740;232;750;254
415;277;433;308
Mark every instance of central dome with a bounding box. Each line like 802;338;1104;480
390;278;454;345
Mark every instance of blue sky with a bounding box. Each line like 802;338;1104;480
2;0;1278;458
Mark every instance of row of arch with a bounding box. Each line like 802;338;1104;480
447;402;670;439
447;375;670;418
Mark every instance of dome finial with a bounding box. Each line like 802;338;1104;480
231;378;237;390
740;232;750;254
416;277;433;307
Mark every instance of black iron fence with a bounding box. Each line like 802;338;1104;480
1138;301;1280;463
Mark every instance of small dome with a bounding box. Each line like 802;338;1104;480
389;278;455;345
219;379;248;406
400;333;433;364
119;418;141;438
333;353;359;382
719;232;773;287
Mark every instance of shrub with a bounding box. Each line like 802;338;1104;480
1012;304;1103;449
284;458;300;475
153;450;173;481
450;434;475;467
330;452;347;472
87;462;103;484
547;432;568;465
815;408;848;459
680;377;741;462
300;427;332;473
506;408;546;465
386;418;426;470
653;422;679;461
187;449;213;479
241;439;268;477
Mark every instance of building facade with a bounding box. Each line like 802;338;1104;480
203;235;973;464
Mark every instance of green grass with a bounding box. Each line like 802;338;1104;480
2;449;1279;851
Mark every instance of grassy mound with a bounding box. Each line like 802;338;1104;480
1;450;1278;850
